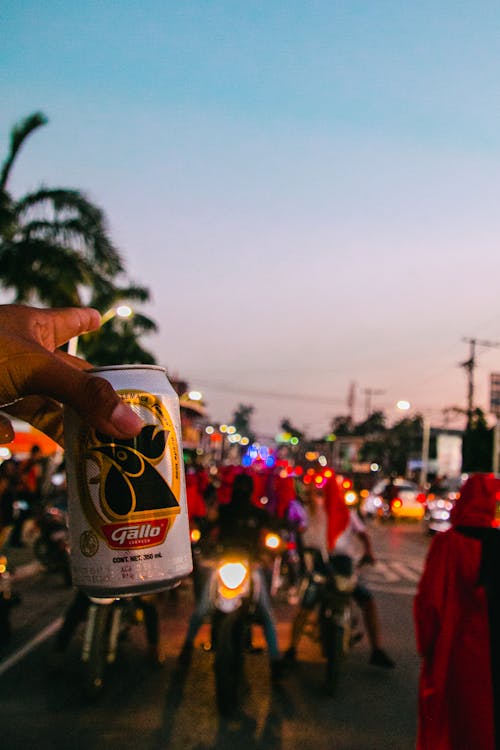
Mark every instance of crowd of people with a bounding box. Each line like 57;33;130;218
2;303;500;746
181;456;396;679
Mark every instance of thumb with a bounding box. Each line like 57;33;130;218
28;355;144;438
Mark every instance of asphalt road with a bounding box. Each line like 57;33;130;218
0;520;429;750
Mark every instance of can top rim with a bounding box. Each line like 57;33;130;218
89;365;167;374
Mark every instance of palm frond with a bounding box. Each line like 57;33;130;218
0;112;48;191
16;188;123;273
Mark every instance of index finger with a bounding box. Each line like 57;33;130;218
44;307;102;348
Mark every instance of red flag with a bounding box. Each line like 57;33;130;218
324;473;349;551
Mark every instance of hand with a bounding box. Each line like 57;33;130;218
0;304;144;446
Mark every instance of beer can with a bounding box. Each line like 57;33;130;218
63;365;193;597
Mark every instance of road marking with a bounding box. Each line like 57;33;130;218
388;561;421;582
0;617;62;676
370;561;399;582
369;583;417;596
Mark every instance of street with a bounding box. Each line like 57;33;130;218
1;521;428;750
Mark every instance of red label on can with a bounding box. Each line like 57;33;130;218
102;519;171;549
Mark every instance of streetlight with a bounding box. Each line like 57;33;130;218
396;400;430;488
67;305;134;356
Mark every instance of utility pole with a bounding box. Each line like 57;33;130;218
461;338;500;428
364;388;385;418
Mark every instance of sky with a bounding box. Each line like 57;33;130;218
3;1;500;439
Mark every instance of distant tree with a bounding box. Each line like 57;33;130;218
280;418;305;442
461;408;493;473
354;410;386;436
231;404;256;445
330;415;354;436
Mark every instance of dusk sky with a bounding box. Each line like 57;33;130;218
3;1;500;438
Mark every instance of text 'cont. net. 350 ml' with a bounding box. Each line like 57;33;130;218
64;365;193;597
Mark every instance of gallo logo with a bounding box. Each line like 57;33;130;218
77;391;182;550
103;520;170;549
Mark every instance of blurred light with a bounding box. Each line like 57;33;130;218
392;498;403;509
314;475;323;485
305;451;319;461
318;455;327;466
290;437;299;446
324;469;333;478
370;463;380;472
227;426;236;435
188;391;202;401
242;456;252;467
397;400;411;411
220;424;228;433
342;479;353;490
190;529;201;543
264;533;281;550
360;489;369;498
345;491;358;505
0;447;12;459
294;466;303;476
265;456;275;467
240;437;249;446
116;305;133;319
260;496;269;505
219;562;248;590
205;426;215;435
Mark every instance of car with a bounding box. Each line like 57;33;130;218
424;476;464;534
361;477;426;521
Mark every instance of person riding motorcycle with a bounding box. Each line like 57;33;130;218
285;478;395;669
178;472;286;681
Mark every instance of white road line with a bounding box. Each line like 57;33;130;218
371;561;399;582
388;561;421;582
369;583;417;596
0;617;62;676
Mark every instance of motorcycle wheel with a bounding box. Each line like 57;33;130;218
322;620;344;697
83;605;109;700
213;612;245;718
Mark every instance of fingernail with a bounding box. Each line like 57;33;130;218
110;402;144;435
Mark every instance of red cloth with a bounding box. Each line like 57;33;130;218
323;474;349;551
274;475;296;519
185;468;208;519
414;473;500;749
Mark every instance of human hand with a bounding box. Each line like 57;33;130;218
0;304;144;446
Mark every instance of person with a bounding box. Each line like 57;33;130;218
285;476;395;669
178;472;286;681
0;304;144;447
414;473;500;749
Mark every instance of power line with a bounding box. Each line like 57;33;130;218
461;337;500;426
191;378;345;406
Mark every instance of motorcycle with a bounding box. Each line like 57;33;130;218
80;593;161;699
301;551;360;696
33;502;72;587
210;552;261;717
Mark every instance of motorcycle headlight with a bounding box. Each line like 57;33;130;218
264;532;281;551
218;562;249;590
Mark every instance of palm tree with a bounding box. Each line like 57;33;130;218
0;112;124;307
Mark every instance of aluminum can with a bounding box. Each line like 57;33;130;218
64;365;192;597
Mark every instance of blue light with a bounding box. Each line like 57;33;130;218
242;455;252;467
265;456;275;468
